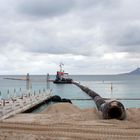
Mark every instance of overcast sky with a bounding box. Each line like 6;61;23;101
0;0;140;74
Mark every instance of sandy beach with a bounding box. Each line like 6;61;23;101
0;103;140;140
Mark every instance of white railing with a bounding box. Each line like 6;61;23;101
0;89;52;121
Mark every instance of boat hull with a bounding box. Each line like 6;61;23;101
53;78;73;84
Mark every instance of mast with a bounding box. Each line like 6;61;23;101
59;63;64;72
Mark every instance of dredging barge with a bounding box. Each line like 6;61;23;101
53;63;73;84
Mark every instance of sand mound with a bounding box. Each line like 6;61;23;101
41;103;81;114
126;108;140;122
39;103;100;123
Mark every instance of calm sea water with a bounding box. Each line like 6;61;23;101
0;75;140;109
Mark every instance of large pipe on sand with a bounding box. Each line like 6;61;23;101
73;82;126;120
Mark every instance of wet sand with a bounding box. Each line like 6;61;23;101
0;103;140;140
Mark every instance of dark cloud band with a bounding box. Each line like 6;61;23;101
19;0;75;18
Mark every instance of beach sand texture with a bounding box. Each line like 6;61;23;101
0;103;140;140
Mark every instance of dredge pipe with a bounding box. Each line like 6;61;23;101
73;82;126;120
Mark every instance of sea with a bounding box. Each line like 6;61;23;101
0;75;140;111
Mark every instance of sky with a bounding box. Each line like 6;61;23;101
0;0;140;75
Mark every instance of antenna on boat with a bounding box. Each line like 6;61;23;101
59;63;64;72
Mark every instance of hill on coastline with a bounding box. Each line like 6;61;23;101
120;68;140;75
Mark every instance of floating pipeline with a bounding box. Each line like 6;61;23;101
50;95;72;103
73;81;126;120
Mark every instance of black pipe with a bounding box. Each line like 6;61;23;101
22;95;72;113
73;82;126;120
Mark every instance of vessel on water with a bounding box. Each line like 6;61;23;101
53;63;73;84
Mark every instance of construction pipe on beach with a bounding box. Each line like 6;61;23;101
73;81;126;120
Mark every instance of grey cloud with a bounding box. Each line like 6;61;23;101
75;0;120;9
103;24;140;53
117;26;140;47
0;26;13;47
126;53;140;59
17;0;121;19
5;21;100;56
0;35;11;46
18;0;75;18
23;32;98;56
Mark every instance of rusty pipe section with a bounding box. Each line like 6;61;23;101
73;82;126;120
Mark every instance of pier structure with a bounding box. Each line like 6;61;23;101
0;89;51;121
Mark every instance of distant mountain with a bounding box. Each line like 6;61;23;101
128;68;140;75
120;68;140;75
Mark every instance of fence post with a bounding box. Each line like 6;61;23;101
14;88;16;98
